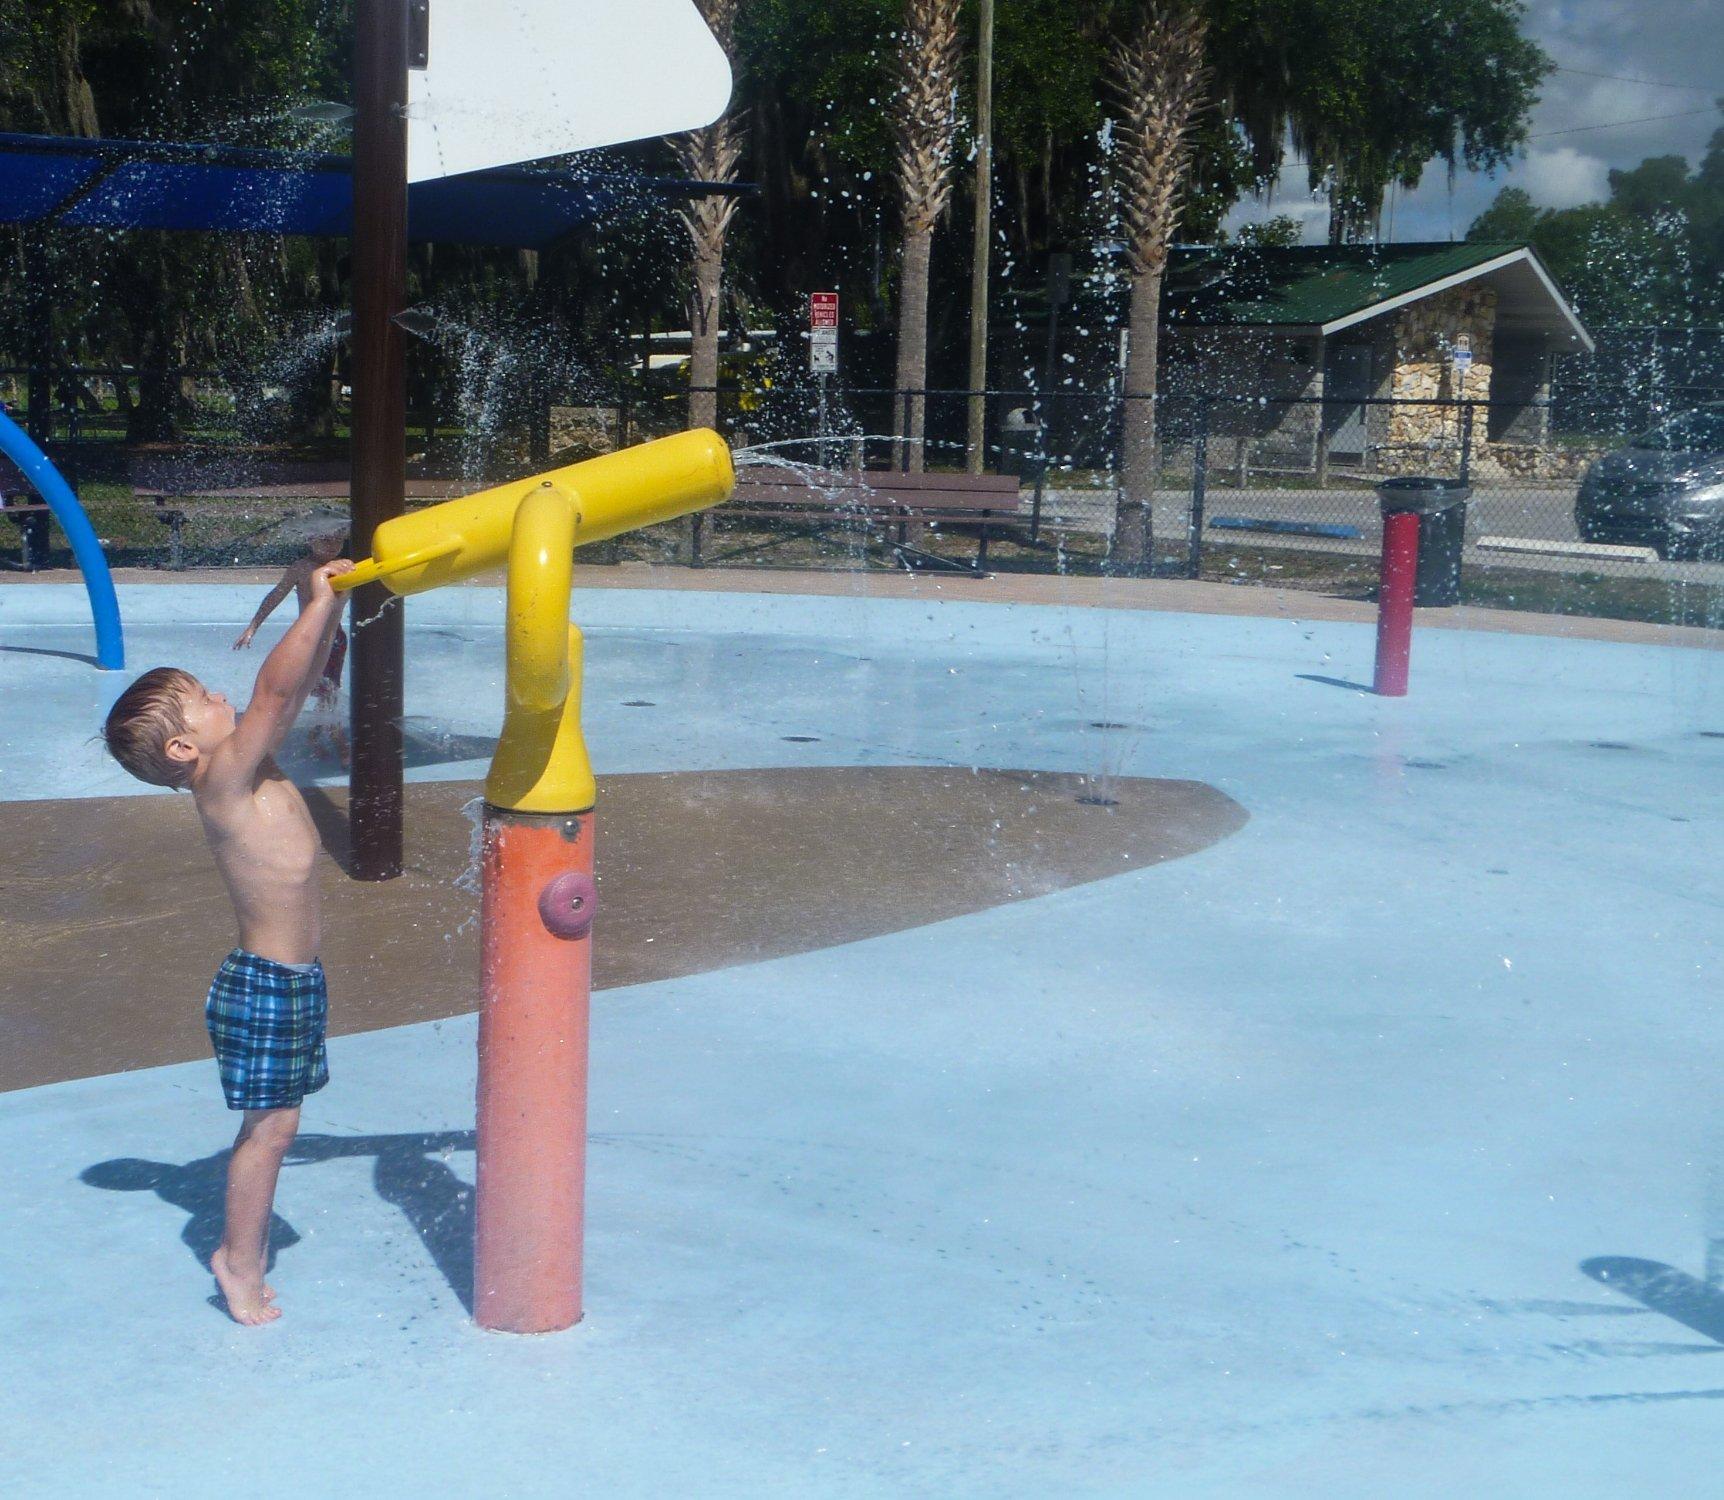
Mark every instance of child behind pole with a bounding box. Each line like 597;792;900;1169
236;528;350;764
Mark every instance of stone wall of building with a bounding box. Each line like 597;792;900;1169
1378;286;1497;476
1158;283;1584;480
1476;441;1610;482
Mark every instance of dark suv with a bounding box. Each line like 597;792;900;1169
1575;406;1724;560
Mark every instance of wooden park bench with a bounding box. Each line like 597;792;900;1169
703;469;1023;573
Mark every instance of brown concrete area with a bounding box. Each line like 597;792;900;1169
6;563;1718;649
0;766;1245;1093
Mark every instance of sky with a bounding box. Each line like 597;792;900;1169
1222;0;1723;243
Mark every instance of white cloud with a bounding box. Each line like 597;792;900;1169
1519;0;1718;168
1219;193;1328;242
1219;147;1332;241
1518;147;1611;207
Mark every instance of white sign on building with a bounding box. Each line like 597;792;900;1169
407;0;734;183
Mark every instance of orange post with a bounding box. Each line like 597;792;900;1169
475;807;595;1333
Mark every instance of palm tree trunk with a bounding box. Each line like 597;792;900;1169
688;241;723;431
894;225;934;472
1111;265;1163;576
668;1;740;438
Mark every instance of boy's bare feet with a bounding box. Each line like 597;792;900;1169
212;1246;281;1325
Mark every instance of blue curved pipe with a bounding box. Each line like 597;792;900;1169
0;405;124;669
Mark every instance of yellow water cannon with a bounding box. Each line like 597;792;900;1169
333;428;734;811
336;428;733;596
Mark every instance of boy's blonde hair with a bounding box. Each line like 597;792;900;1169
102;667;199;788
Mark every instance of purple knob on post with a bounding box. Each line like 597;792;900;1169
537;871;597;940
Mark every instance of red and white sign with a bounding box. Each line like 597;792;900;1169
809;292;839;372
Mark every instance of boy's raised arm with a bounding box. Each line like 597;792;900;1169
208;561;353;789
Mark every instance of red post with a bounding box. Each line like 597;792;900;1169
1374;509;1420;697
475;808;595;1333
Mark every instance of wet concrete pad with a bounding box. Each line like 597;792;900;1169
0;766;1245;1091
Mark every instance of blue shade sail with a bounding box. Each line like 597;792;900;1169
0;132;738;249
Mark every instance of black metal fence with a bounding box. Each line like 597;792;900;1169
3;367;1721;631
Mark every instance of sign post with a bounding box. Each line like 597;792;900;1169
810;291;838;467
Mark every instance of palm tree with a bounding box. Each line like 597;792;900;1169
890;0;964;473
1108;3;1207;576
669;0;744;434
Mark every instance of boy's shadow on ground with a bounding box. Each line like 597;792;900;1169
81;1131;477;1312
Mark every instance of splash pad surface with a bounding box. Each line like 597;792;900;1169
1;580;1721;1496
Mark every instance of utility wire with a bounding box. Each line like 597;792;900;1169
1529;107;1714;139
1553;65;1715;92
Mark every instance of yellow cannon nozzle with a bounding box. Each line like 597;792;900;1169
344;428;734;598
331;538;463;592
330;559;382;592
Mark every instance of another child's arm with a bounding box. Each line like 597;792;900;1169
234;565;300;649
207;561;354;789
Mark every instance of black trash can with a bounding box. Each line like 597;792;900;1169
1377;476;1470;607
998;407;1047;481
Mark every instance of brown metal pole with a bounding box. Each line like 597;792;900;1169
349;0;408;880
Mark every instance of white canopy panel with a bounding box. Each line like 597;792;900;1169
408;0;733;183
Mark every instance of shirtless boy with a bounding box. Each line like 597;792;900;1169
102;558;355;1324
235;529;350;763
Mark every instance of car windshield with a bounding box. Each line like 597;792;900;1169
1633;409;1724;452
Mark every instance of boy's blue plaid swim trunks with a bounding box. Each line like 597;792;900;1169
205;949;329;1111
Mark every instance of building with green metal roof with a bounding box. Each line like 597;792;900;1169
1158;242;1592;478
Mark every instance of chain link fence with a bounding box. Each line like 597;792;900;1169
4;366;1721;633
